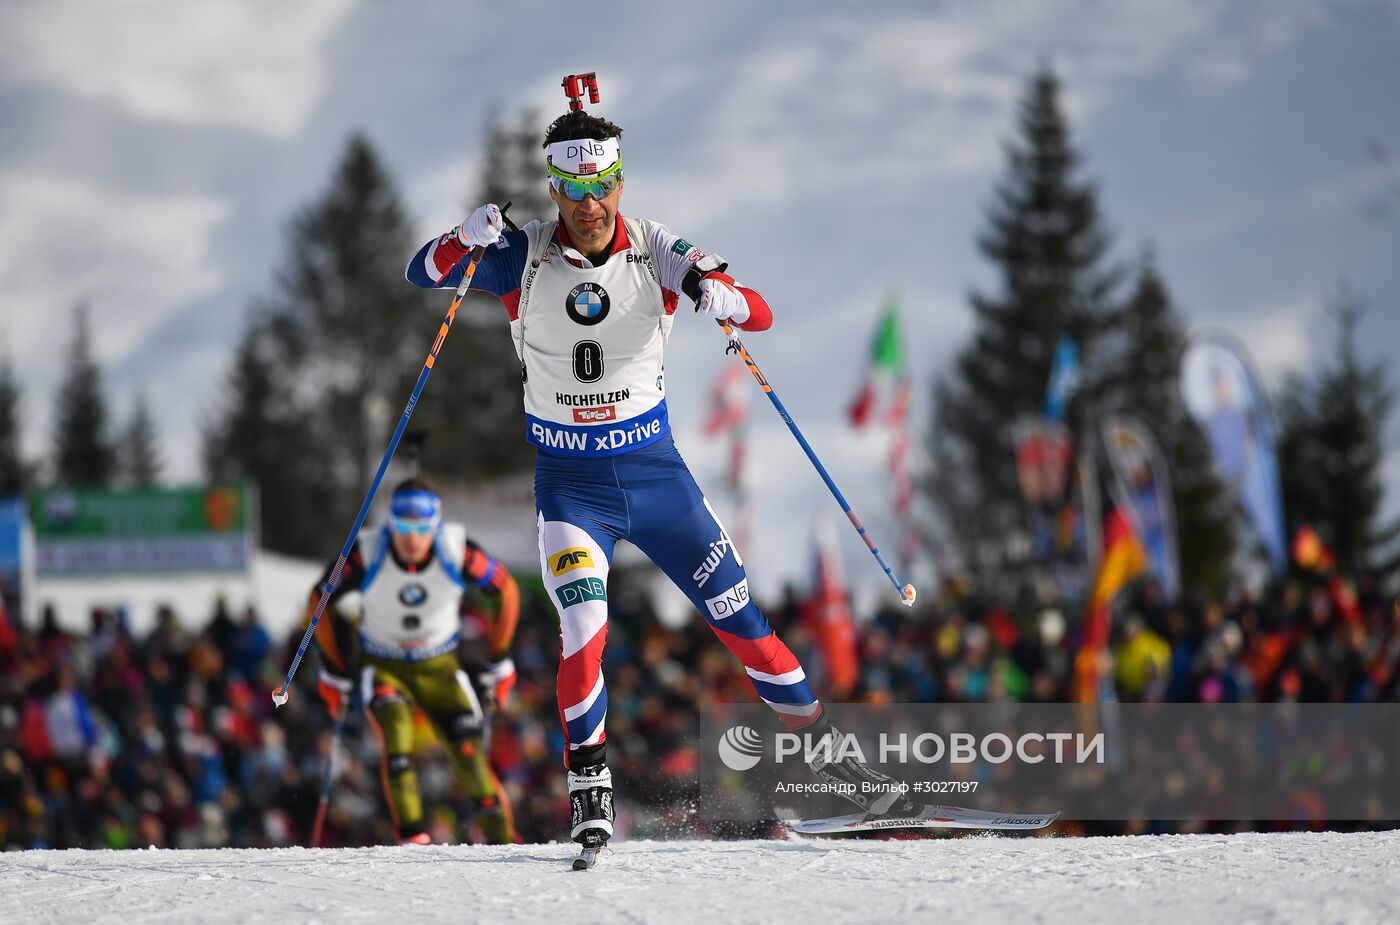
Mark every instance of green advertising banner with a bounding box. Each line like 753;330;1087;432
30;485;256;575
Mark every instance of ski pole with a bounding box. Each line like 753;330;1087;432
718;319;917;607
310;700;349;847
272;203;512;707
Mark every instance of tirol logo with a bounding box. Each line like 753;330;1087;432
550;547;594;577
718;725;764;771
566;282;610;325
555;576;607;609
399;583;429;606
572;406;616;423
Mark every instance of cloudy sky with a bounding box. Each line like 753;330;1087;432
2;0;1397;600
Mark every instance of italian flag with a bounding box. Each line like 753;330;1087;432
848;299;904;429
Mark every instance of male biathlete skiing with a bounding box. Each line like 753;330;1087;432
405;89;910;864
311;478;521;845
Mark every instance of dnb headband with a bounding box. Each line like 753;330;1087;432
545;137;621;179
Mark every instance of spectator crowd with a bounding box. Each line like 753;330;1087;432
3;565;1398;850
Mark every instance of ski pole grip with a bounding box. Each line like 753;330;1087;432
498;200;520;234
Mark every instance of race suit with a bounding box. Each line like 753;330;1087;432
407;214;821;769
312;522;519;841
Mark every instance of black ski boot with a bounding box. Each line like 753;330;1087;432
805;717;918;817
568;763;613;870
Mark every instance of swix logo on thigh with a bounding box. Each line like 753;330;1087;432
693;525;737;589
550;547;594;577
705;578;750;620
572;406;616;423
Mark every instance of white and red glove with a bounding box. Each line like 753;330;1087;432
485;657;517;710
456;203;504;249
695;273;751;324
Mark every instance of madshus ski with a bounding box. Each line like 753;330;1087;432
568;804;1056;866
784;803;1059;836
572;844;604;870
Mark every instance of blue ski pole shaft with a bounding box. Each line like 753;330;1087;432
718;320;916;607
272;214;503;707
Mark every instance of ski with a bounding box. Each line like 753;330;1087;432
572;844;604;870
783;803;1059;835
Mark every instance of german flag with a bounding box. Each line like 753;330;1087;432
1074;506;1147;702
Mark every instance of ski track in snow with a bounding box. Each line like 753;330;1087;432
2;832;1398;925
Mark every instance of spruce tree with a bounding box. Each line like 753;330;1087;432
1103;250;1235;595
0;353;28;496
1277;284;1396;575
929;67;1119;584
477;106;553;225
204;319;335;556
118;390;162;487
408;108;546;481
262;133;437;538
53;304;116;487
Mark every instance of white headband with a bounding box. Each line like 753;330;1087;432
546;137;621;178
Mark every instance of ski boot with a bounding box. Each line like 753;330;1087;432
805;716;918;818
568;762;614;870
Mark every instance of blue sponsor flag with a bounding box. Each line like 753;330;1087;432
1179;334;1287;573
0;499;22;574
1044;336;1080;424
1102;417;1180;599
0;499;23;615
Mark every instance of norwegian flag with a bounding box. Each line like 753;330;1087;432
701;364;753;554
701;364;751;437
578;162;597;173
886;377;920;566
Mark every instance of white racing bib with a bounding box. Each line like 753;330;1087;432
357;523;469;661
513;218;674;457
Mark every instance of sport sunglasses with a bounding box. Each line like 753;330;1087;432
548;160;623;202
390;516;439;536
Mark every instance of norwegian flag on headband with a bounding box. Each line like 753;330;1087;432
578;162;597;173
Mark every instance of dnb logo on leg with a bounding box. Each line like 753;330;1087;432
705;578;750;620
550;546;594;576
556;576;607;609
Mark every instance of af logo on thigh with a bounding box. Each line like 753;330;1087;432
551;547;594;576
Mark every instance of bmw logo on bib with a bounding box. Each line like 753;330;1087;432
399;583;428;606
566;283;610;326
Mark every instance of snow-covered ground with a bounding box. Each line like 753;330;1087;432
3;832;1397;925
